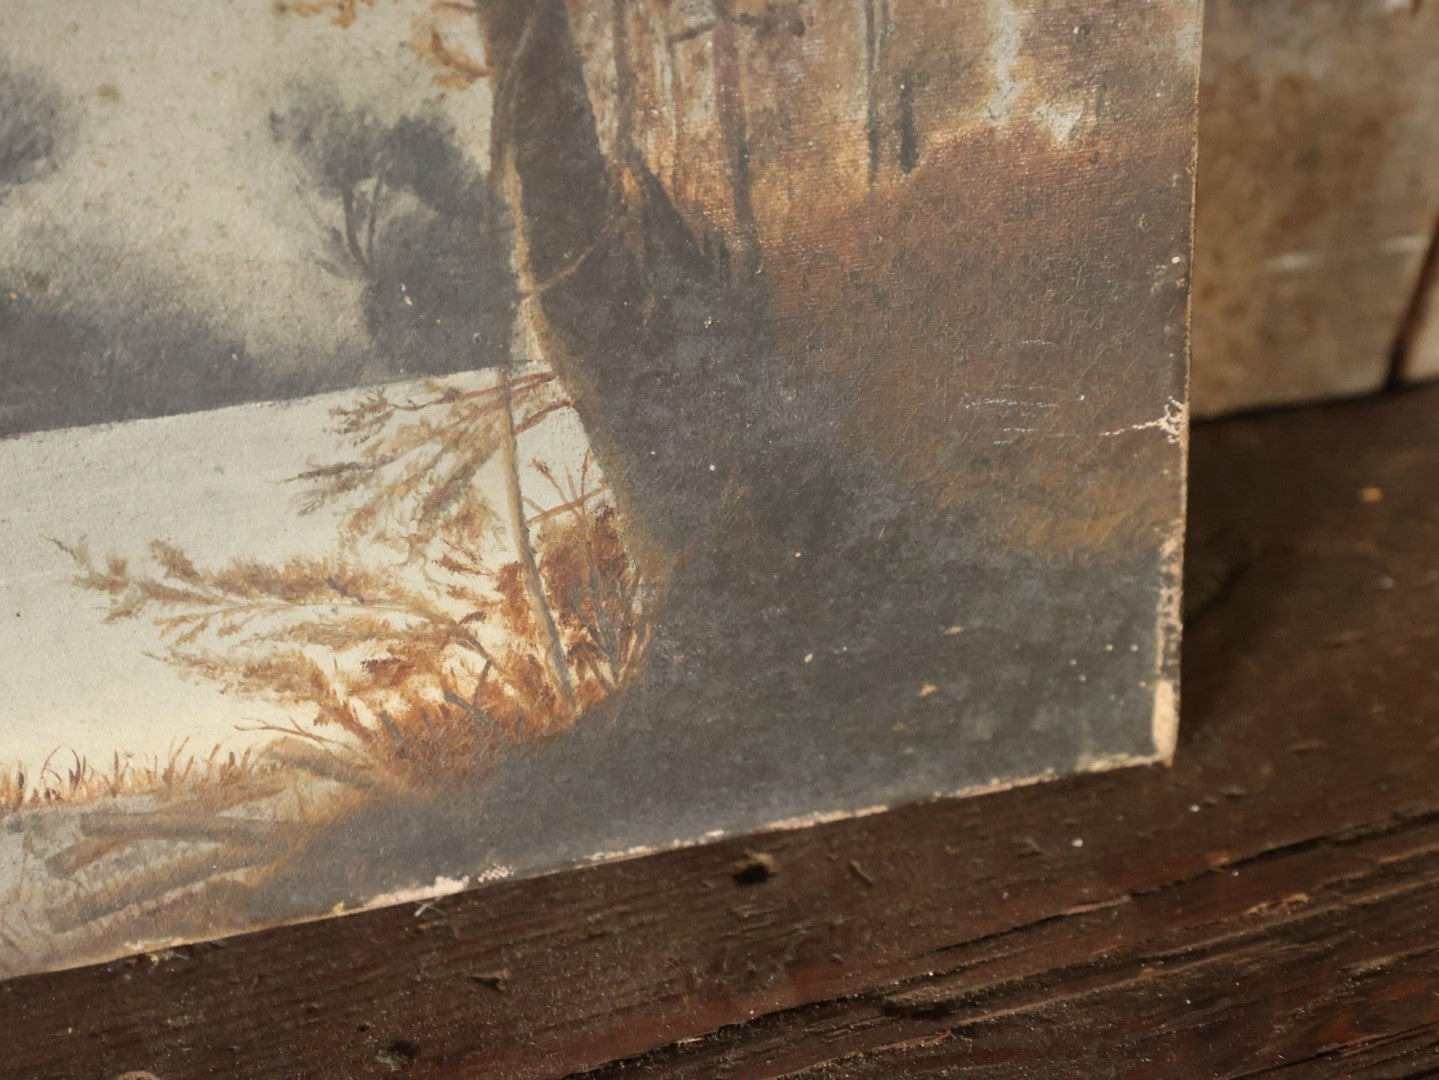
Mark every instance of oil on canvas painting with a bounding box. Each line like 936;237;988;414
0;0;1198;978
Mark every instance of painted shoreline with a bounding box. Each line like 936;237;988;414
0;368;592;772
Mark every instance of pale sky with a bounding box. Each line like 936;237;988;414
0;0;493;391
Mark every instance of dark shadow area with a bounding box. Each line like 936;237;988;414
1180;382;1439;746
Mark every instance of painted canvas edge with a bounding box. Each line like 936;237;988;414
31;741;1177;978
0;0;1203;981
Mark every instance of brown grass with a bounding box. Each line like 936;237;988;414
53;370;652;791
1;741;273;814
1;374;645;974
277;0;490;91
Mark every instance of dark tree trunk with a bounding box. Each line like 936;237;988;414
864;0;883;185
464;1;988;854
710;0;761;279
610;0;639;167
475;0;781;571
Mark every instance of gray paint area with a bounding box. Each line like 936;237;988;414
0;1;499;438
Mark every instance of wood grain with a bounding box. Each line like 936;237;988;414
1191;0;1439;415
3;383;1439;1077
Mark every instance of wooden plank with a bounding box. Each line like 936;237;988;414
2;381;1438;1076
1191;0;1439;415
603;834;1439;1077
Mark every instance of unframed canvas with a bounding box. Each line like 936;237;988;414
0;0;1198;978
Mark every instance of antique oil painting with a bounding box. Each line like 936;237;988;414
0;0;1198;977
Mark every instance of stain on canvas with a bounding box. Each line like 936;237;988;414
0;0;1198;978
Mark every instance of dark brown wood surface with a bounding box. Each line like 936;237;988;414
4;382;1439;1077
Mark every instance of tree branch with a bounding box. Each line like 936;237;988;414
498;364;577;714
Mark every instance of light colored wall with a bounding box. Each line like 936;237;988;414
1191;0;1439;416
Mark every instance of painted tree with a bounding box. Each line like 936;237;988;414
284;1;808;538
662;0;807;277
269;93;507;376
62;372;651;783
0;59;64;201
278;8;892;628
260;2;985;835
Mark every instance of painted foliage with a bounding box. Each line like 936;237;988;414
0;0;1198;977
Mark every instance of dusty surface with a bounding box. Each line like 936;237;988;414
2;0;1197;979
3;381;1437;1077
1191;0;1439;414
